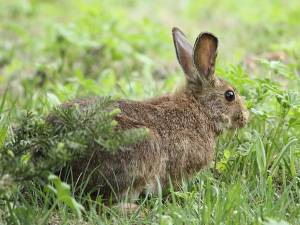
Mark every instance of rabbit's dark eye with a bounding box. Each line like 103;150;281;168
224;90;235;102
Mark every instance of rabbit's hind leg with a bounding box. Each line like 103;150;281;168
114;202;140;215
113;189;142;215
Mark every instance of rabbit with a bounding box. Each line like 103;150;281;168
49;27;249;208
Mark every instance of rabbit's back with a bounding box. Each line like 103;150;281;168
61;94;215;199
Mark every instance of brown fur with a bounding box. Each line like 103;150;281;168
50;27;249;202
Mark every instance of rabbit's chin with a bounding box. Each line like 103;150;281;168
216;114;247;132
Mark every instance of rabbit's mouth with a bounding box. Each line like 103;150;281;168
232;111;249;128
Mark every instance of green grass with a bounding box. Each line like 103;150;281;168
1;0;300;224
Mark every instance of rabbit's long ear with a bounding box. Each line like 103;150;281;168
172;27;194;77
193;32;218;82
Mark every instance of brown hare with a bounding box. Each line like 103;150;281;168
51;27;249;209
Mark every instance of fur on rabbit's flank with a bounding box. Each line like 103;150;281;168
50;27;249;205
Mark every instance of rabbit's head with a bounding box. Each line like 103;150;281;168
172;27;249;132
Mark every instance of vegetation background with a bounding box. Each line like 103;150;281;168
0;0;300;224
